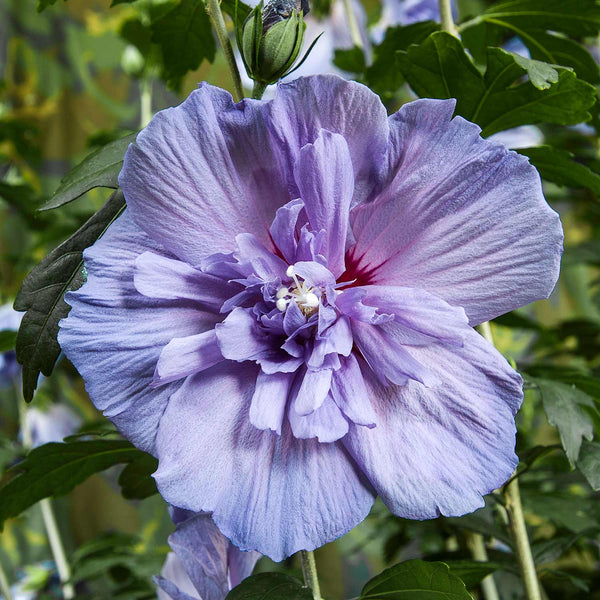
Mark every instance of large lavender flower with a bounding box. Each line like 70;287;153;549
156;509;259;600
58;75;563;560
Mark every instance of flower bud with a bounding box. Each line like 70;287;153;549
238;0;309;86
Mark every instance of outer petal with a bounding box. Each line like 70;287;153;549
156;554;199;600
294;130;354;277
58;211;217;453
349;98;563;325
153;363;375;561
120;84;289;265
268;75;389;203
167;513;230;600
344;327;522;519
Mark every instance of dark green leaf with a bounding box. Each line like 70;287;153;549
528;376;595;466
117;452;158;499
226;573;312;600
397;33;596;136
0;330;17;352
577;441;600;490
365;22;439;98
151;0;216;89
14;191;126;401
446;513;513;547
442;560;510;588
41;134;135;211
564;241;600;268
531;531;594;563
480;0;600;38
521;490;599;532
0;440;149;529
524;365;600;398
519;31;600;85
518;146;600;194
360;559;472;599
333;47;366;74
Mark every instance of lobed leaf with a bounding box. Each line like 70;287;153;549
0;439;155;529
14;191;126;401
151;0;216;89
397;32;596;136
41;133;135;211
528;376;596;467
360;559;473;599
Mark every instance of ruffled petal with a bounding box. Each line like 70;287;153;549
58;211;217;453
153;330;223;386
120;84;289;265
294;130;354;277
153;363;375;561
344;326;522;519
292;368;333;415
134;252;232;312
268;75;389;203
215;308;271;362
250;371;293;434
349;98;563;325
289;394;349;442
330;354;377;428
352;320;441;387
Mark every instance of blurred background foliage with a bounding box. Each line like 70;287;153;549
1;0;600;598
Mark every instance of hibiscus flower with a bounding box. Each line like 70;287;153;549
58;75;563;561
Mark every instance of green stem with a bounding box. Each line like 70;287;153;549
0;560;12;600
39;499;75;600
300;550;321;600
342;0;363;49
465;532;500;600
252;80;267;100
477;323;541;600
504;477;542;600
206;0;244;101
18;396;75;599
438;0;459;37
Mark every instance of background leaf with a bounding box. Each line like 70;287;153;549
41;133;135;211
360;559;472;599
0;440;154;529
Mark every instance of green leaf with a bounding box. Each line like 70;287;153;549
518;146;600;194
360;559;472;599
442;560;511;588
14;191;126;401
397;32;596;136
0;440;152;529
221;0;252;25
480;0;600;38
0;329;17;352
509;53;559;90
41;133;135;211
151;0;216;89
226;573;312;600
576;441;600;490
518;31;600;85
117;452;159;499
528;376;596;467
333;46;366;74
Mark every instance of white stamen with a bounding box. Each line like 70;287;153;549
286;265;295;277
276;287;289;299
303;292;319;307
276;298;289;311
